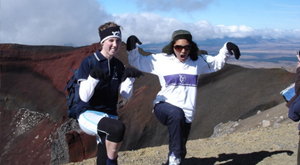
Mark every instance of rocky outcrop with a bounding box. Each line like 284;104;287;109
51;118;97;164
0;108;60;165
0;43;296;164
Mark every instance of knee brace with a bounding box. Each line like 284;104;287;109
98;117;125;143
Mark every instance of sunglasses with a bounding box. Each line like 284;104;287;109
174;45;191;52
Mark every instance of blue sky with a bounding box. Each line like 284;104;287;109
100;0;299;29
1;0;299;46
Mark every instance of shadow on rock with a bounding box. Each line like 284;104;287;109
181;150;294;165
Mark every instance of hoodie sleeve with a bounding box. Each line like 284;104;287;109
127;48;160;75
199;42;230;74
120;77;135;100
78;75;99;102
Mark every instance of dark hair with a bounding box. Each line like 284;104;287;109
189;41;199;61
165;40;199;61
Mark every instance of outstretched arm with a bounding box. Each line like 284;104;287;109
201;42;241;73
126;35;158;74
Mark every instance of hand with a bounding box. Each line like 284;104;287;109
90;67;106;80
121;67;144;82
126;35;142;51
226;42;241;60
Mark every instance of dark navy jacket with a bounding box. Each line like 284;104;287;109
76;50;124;118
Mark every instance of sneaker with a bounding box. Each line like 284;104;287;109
169;153;181;165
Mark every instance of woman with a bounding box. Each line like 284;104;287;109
76;22;143;165
287;53;300;165
126;29;240;165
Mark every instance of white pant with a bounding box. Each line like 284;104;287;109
78;110;118;144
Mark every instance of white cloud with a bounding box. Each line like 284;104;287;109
117;13;300;44
1;0;299;46
253;29;300;39
1;0;112;46
213;25;255;38
114;13;187;44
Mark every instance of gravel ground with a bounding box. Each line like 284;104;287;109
63;103;299;165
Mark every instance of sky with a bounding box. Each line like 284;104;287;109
1;0;300;46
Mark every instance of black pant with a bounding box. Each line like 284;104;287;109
97;143;107;165
154;102;191;159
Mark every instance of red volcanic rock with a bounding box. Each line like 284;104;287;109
0;108;62;165
65;130;97;162
0;42;296;165
0;43;100;91
0;43;102;164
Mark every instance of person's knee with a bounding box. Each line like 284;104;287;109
109;120;125;142
170;108;185;121
98;118;125;143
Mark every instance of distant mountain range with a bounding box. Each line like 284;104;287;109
140;36;300;63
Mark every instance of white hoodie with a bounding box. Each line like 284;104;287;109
127;42;231;122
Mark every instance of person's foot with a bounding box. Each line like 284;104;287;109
169;153;181;165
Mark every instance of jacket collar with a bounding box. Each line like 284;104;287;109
94;50;115;62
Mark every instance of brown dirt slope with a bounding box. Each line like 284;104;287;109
65;102;298;165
